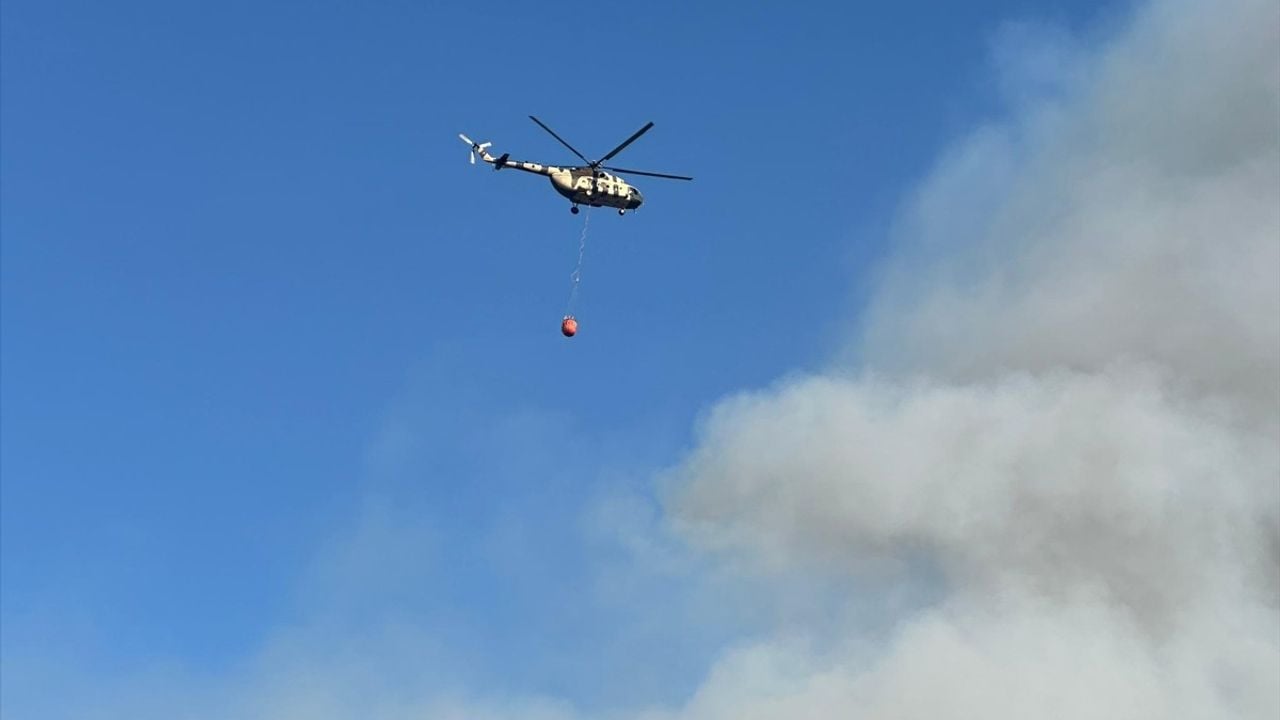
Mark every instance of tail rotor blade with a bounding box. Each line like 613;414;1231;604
460;134;492;165
460;133;477;164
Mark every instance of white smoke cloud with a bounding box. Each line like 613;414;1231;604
663;0;1280;717
860;0;1280;413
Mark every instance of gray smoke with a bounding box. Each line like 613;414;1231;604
662;0;1280;717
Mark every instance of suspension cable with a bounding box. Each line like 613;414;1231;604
564;208;591;316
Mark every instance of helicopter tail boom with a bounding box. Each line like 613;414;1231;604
458;132;574;179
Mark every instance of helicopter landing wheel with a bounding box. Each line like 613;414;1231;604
618;209;626;216
570;206;579;215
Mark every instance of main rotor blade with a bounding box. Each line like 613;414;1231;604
601;165;693;181
528;115;590;165
596;122;654;165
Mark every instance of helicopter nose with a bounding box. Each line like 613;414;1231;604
629;188;644;207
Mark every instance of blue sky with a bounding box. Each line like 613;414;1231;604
2;1;1138;716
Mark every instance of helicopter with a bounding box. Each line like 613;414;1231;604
459;116;692;215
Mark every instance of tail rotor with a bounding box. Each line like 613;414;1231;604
458;133;492;165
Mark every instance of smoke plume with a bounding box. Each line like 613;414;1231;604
663;0;1280;717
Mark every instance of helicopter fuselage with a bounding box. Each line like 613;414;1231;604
498;159;643;211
